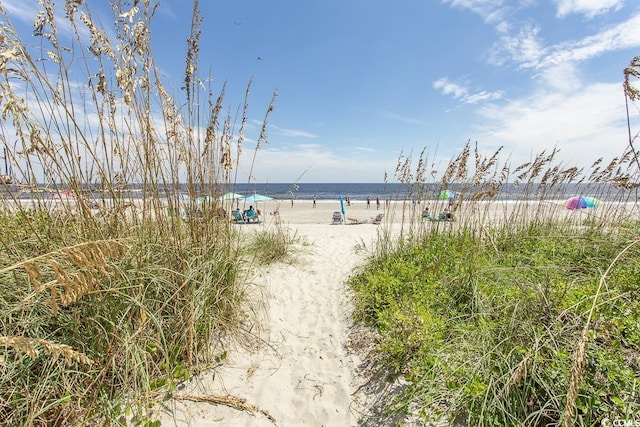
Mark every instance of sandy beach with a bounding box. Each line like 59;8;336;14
151;198;639;426
159;200;391;426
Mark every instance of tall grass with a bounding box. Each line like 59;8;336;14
351;97;640;425
0;1;273;424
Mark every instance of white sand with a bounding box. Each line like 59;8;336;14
158;201;401;426
155;198;639;426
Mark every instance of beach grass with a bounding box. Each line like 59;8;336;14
244;224;304;265
0;1;275;424
349;143;640;426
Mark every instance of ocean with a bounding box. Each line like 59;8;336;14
225;182;634;202
4;182;636;203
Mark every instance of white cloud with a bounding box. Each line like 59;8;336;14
433;78;468;99
490;24;546;68
464;90;504;104
538;13;640;68
535;63;583;93
379;111;427;125
269;124;318;138
441;0;506;24
490;12;640;71
441;0;526;34
554;0;624;18
237;143;394;182
2;0;95;40
475;80;630;168
2;1;40;24
433;77;503;104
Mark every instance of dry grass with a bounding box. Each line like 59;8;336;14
0;1;274;424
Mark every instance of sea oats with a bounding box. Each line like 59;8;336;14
80;12;115;59
237;79;252;156
497;354;531;399
257;92;277;149
0;336;93;366
624;56;640;101
23;261;42;293
455;142;470;181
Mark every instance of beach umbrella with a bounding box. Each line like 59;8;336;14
566;196;603;210
195;195;216;204
244;194;273;203
339;195;345;216
437;189;455;200
218;192;244;201
52;191;75;200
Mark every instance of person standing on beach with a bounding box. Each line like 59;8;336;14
313;194;316;208
376;196;380;210
366;196;371;209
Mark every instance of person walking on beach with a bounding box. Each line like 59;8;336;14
313;194;316;208
366;196;371;209
376;196;380;210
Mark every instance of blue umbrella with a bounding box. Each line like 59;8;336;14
244;194;273;203
218;192;244;201
339;195;345;216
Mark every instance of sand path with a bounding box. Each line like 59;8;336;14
161;220;383;426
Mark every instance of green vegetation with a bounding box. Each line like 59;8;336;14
0;211;244;425
245;225;304;265
350;134;640;425
351;222;640;425
0;1;276;425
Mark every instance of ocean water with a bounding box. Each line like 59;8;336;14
5;182;636;203
227;182;633;202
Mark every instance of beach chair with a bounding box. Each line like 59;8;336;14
231;209;244;223
331;211;343;224
371;213;384;224
244;209;260;223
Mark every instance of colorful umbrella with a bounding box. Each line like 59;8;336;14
566;196;603;210
438;189;455;200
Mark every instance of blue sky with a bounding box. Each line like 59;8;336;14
4;0;640;183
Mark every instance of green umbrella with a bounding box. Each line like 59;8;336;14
438;189;455;200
